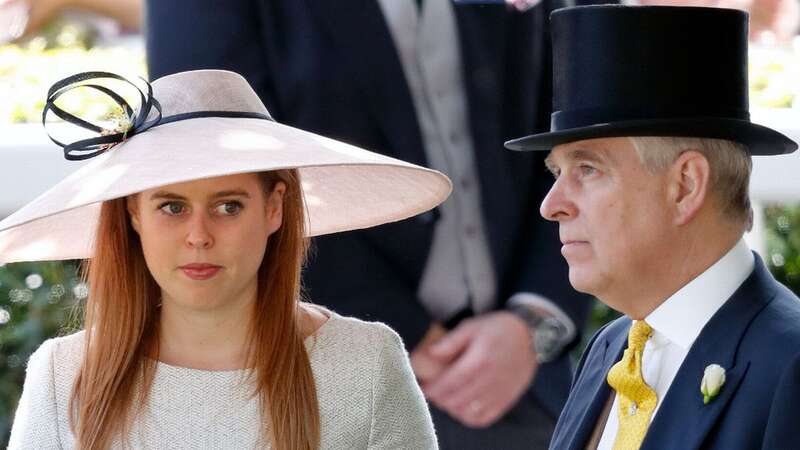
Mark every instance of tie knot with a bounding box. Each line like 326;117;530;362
628;320;653;350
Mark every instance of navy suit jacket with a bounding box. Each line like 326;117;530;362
145;0;592;419
762;350;800;449
550;254;800;450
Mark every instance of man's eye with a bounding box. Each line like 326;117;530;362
215;201;243;216
579;165;597;176
159;202;185;215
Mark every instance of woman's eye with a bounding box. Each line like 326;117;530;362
215;201;243;216
159;202;185;215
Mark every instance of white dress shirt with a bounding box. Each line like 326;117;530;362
597;239;755;450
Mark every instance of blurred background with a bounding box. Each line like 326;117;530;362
0;0;799;446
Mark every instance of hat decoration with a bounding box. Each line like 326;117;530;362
43;71;280;161
43;71;163;160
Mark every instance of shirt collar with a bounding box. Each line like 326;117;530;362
645;238;755;351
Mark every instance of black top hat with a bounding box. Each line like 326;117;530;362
505;5;797;155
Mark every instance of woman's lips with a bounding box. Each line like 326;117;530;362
179;264;222;280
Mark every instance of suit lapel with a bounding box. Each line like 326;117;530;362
553;320;628;450
307;0;428;167
640;255;775;450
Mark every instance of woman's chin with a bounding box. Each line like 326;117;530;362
162;286;228;310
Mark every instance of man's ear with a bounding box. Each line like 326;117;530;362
667;150;710;226
126;195;141;234
266;182;286;233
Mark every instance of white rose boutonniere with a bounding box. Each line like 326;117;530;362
701;364;726;404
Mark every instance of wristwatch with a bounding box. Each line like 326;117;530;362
506;304;571;364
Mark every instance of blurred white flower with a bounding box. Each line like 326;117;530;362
9;288;32;304
25;273;43;289
0;308;10;325
73;282;89;299
772;253;786;267
50;283;65;297
7;354;21;368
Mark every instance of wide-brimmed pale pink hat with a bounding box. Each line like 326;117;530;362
0;70;452;264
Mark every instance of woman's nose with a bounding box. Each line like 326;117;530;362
185;214;214;249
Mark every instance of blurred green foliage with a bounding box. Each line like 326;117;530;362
580;300;623;355
765;205;800;291
0;261;82;447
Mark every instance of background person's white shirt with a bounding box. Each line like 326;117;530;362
597;239;755;450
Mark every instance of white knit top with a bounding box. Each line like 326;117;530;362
8;309;438;449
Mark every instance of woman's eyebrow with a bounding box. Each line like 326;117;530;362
210;190;251;199
148;192;185;201
148;190;252;201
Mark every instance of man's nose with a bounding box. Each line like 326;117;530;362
540;178;576;222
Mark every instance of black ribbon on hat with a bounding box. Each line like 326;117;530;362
43;71;162;161
42;71;273;161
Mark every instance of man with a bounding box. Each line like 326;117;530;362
145;0;592;447
505;5;800;450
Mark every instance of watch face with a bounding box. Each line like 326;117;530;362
535;317;569;362
538;326;560;344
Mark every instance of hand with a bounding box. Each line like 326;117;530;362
2;0;142;42
506;0;541;12
410;322;449;383
1;0;66;41
421;312;538;428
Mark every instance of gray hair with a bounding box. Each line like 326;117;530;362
629;137;752;226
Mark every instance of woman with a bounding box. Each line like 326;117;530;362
3;70;451;449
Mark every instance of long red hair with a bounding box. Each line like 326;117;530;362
69;170;320;449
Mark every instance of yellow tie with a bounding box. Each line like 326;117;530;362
606;320;657;450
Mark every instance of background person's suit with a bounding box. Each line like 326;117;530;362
146;1;591;446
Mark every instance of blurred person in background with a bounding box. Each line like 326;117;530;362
146;1;595;449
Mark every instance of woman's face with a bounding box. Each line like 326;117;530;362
126;173;285;312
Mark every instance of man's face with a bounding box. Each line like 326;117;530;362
540;137;675;302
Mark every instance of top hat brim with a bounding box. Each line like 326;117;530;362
505;117;798;156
